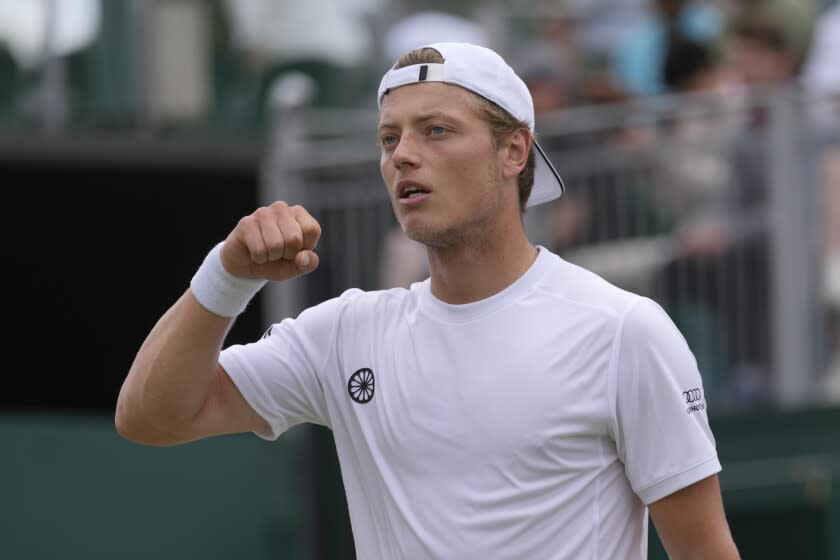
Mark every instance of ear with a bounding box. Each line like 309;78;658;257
500;128;531;180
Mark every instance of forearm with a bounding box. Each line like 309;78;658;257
665;540;740;560
116;202;321;445
115;289;234;444
651;476;740;560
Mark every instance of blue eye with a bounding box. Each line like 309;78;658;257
429;126;447;135
380;134;398;147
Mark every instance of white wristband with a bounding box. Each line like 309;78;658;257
190;242;267;317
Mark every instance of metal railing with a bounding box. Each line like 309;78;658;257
261;82;840;414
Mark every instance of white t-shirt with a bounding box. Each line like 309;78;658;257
220;247;720;559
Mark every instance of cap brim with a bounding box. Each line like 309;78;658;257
526;139;565;208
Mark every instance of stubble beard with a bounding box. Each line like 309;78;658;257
402;187;501;250
396;155;505;249
405;222;467;248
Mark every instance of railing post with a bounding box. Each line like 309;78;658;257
259;72;317;323
40;0;68;133
768;86;820;406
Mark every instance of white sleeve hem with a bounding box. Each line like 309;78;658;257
219;351;289;441
637;455;722;505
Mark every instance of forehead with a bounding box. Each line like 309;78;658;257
378;82;481;125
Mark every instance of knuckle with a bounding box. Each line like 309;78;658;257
303;215;319;232
310;221;322;237
250;246;268;263
253;207;272;221
292;204;315;223
286;232;303;249
267;237;285;252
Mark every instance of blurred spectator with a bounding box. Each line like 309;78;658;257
512;3;585;72
221;0;379;69
610;0;723;97
800;2;840;127
653;32;753;403
0;0;101;125
503;0;630;105
516;58;592;262
725;15;798;88
572;0;649;57
722;14;799;238
0;0;101;69
652;14;806;409
729;0;818;72
657;35;744;232
546;30;738;264
513;46;578;116
663;34;723;93
801;1;840;91
383;11;489;65
718;14;798;262
214;0;382;127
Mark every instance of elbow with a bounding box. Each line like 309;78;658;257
114;399;149;444
114;402;142;443
115;372;152;444
114;395;180;447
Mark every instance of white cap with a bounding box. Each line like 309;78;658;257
377;41;565;208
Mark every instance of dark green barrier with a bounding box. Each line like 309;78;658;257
650;406;840;559
3;407;839;559
0;414;306;560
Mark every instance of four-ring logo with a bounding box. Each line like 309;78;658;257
683;388;702;404
348;368;375;404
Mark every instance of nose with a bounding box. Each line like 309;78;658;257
392;132;420;170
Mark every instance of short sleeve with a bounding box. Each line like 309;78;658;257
610;298;721;505
220;292;357;440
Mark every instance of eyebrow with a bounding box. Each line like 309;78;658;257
378;111;463;131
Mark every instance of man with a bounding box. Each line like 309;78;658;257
116;42;739;559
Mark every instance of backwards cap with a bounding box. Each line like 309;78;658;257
377;42;564;207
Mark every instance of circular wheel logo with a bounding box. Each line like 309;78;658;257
348;368;375;404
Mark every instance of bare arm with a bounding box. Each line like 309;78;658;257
115;202;321;446
649;474;740;559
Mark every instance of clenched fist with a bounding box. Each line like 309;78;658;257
220;201;321;281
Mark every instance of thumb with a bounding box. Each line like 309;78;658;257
295;250;319;274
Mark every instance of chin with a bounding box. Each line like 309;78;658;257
404;223;461;248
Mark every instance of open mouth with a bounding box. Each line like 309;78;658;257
400;185;430;199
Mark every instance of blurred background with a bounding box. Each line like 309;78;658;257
1;0;839;558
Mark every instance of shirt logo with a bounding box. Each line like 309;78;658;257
683;387;705;414
348;368;375;404
683;388;702;403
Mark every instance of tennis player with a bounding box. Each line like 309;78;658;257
116;42;740;559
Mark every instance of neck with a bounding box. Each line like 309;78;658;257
425;217;538;304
